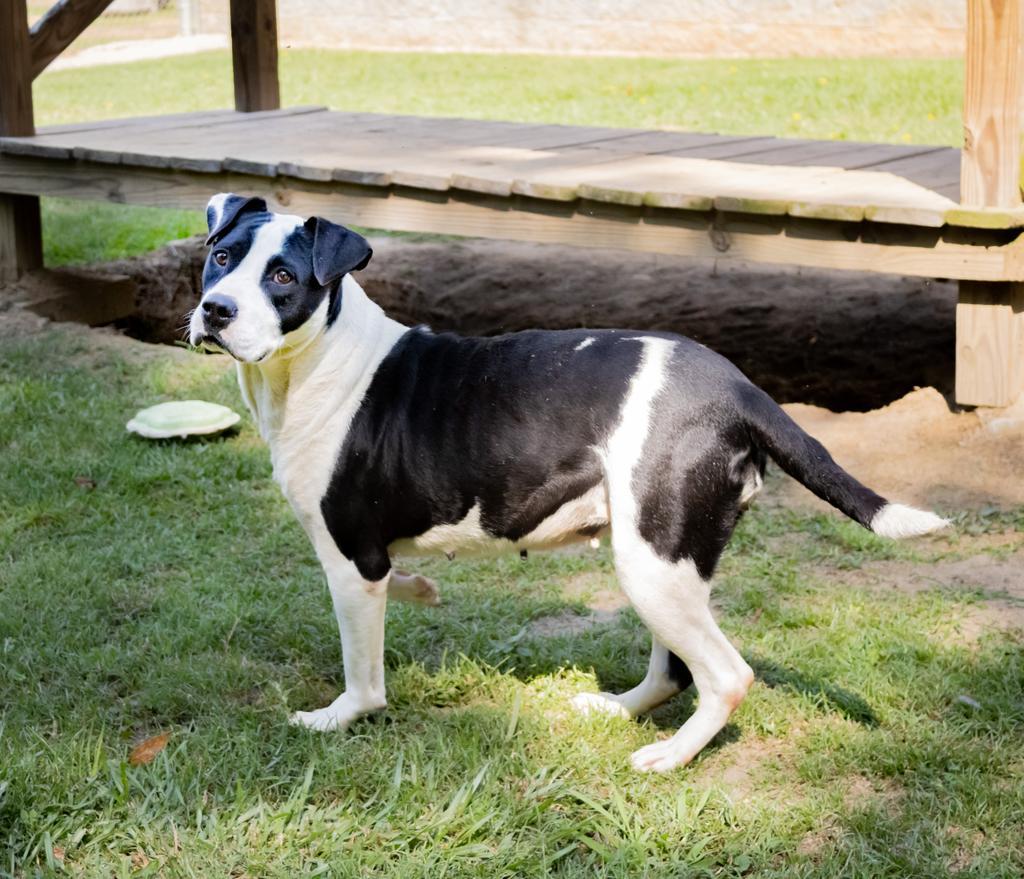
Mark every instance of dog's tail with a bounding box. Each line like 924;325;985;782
736;382;948;539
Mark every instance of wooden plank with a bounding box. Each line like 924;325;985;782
733;140;945;169
957;0;1024;406
956;282;1024;405
585;131;764;154
0;0;42;280
857;148;961;192
961;0;1023;207
2;154;1022;283
229;0;279;112
507;151;955;221
1;107;330;168
29;0;116;80
36;105;326;136
657;137;781;160
946;205;1024;228
0;106;329;161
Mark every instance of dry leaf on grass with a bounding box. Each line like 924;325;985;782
129;732;171;766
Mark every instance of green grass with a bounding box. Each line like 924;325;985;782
2;326;1022;877
34;51;963;145
41;200;206;267
31;50;964;267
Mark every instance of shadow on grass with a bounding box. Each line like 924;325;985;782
749;654;879;726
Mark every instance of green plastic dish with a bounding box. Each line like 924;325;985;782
126;400;241;439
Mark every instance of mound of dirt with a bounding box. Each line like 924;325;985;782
778;387;1024;511
21;233;957;412
364;237;956;413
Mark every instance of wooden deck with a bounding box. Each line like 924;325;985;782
0;105;994;224
4;106;1024;290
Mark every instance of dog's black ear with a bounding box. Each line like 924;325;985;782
205;193;267;245
305;216;372;287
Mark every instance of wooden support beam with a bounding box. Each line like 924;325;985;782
230;0;280;112
958;0;1024;406
29;0;117;80
956;282;1024;405
0;194;43;284
0;0;43;281
961;0;1022;208
1;0;35;137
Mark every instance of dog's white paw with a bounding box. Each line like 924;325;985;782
571;691;632;720
630;738;691;773
289;692;384;732
389;571;441;607
289;707;350;732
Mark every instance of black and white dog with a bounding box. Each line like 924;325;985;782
189;193;947;772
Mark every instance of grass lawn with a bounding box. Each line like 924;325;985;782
32;50;964;266
1;324;1022;877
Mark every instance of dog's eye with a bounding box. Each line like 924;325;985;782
273;269;294;285
213;250;229;267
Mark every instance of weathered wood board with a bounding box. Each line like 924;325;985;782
0;109;982;229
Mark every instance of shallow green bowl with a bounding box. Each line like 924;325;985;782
126;400;241;439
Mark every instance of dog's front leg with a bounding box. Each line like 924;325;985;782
290;552;389;732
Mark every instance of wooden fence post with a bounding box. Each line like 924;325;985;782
230;0;281;112
957;0;1024;406
0;0;43;283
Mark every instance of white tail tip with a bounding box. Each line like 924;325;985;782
871;503;950;539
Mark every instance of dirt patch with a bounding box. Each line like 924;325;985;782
794;774;904;859
527;609;619;638
796;821;841;859
774;387;1024;511
946;825;987;875
845;554;1024;599
364;236;956;413
527;570;629;636
698;735;797;802
818;551;1024;643
842;773;904;812
558;571;628;616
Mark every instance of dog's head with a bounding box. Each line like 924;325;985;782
188;193;372;362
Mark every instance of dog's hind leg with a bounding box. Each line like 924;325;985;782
615;542;753;772
592;334;753;771
388;570;441;606
572;636;690;719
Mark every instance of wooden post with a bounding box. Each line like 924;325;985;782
0;0;43;282
957;0;1024;406
229;0;281;113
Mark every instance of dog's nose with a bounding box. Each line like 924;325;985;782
201;294;238;330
